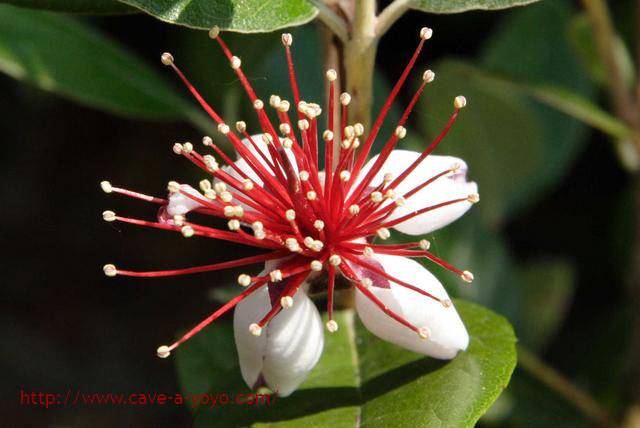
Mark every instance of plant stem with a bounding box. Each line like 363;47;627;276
582;0;640;152
582;2;640;423
310;0;349;43
517;345;619;428
344;0;378;131
636;0;640;105
376;0;410;36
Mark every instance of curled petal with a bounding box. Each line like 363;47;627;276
354;254;469;359
358;150;477;235
166;184;205;217
233;264;323;396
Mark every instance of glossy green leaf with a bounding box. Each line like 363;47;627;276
409;0;541;14
0;0;133;14
119;0;317;32
186;302;516;427
0;4;211;130
175;319;240;413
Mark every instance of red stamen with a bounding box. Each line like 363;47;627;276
341;252;443;303
346;75;430;206
114;251;287;277
340;261;421;335
327;264;336;322
388;108;461;191
282;34;303;120
349;31;430;184
164;279;268;354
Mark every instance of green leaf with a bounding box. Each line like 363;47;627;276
175;319;240;413
0;0;134;14
119;0;317;32
409;0;541;14
520;82;633;140
187;302;516;427
0;4;211;130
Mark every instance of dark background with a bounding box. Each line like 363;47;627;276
1;1;634;427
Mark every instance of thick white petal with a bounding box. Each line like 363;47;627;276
233;274;269;390
357;150;477;235
261;287;324;396
166;184;204;217
233;262;323;397
354;254;469;359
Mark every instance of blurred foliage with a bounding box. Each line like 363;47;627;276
0;0;135;13
0;4;211;130
419;0;593;225
569;13;635;92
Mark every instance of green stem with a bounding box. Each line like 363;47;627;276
344;0;378;131
518;345;619;428
581;3;640;423
310;0;349;43
582;0;640;151
636;0;640;106
376;0;410;36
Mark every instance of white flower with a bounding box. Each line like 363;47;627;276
102;26;478;396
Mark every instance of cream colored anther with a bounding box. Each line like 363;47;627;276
238;274;251;287
157;345;171;358
160;52;174;65
181;226;194;238
100;180;113;193
420;27;433;40
103;264;117;277
329;254;342;266
454;95;467;109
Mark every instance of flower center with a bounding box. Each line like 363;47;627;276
101;27;478;359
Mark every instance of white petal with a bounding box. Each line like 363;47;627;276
354;254;469;359
223;134;299;187
233;283;268;389
357;150;477;235
261;287;324;396
166;184;204;217
233;262;323;397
